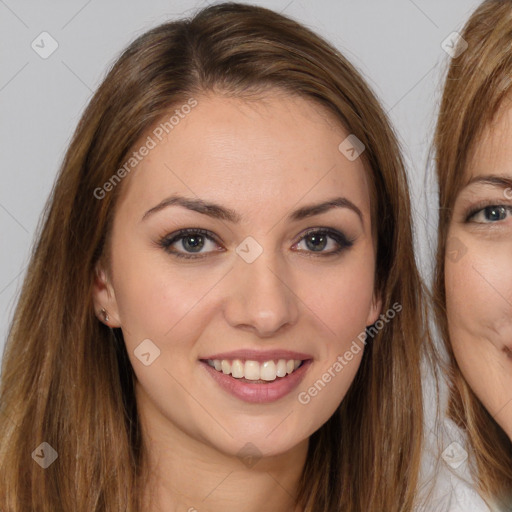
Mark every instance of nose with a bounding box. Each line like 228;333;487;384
223;249;300;337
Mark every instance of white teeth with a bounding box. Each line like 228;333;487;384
231;359;244;378
206;358;304;381
221;360;231;375
260;361;277;381
244;360;260;380
276;359;288;377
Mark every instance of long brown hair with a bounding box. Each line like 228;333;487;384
433;0;512;507
0;3;429;510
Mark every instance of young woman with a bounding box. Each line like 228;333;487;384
434;0;512;509
0;3;431;511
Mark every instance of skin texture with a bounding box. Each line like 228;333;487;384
93;91;381;512
445;102;512;442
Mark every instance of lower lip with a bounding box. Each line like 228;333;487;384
200;360;312;403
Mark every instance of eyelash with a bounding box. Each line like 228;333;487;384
464;201;512;223
157;227;354;260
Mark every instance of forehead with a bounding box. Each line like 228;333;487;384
467;102;512;177
116;91;372;223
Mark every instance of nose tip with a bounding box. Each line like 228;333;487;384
223;254;299;337
236;309;290;338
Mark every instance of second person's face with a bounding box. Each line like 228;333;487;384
445;102;512;440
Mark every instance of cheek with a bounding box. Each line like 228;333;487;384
288;238;377;343
317;266;375;342
445;239;512;349
290;257;376;434
111;244;224;353
291;247;376;377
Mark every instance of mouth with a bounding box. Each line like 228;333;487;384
202;358;305;383
198;353;313;403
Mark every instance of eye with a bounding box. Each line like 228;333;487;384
157;228;223;259
292;228;353;255
467;205;512;223
157;227;353;260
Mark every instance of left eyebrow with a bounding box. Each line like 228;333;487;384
463;174;512;189
287;197;363;224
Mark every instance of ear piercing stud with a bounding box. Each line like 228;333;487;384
100;307;109;323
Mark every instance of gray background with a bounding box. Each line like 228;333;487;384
0;0;481;357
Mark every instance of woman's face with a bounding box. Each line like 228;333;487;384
94;91;380;458
445;103;512;440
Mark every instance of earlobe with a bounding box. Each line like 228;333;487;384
92;262;121;327
366;291;382;326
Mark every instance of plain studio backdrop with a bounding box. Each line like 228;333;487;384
0;2;484;504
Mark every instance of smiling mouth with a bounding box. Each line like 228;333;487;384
201;358;305;383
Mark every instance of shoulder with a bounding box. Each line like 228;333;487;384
445;477;490;512
415;472;491;512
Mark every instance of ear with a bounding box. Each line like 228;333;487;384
366;290;382;326
92;262;121;328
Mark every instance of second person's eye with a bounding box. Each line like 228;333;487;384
468;205;512;223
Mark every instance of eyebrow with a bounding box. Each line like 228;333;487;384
463;174;512;190
141;194;363;224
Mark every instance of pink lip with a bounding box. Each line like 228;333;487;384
200;349;313;363
199;359;313;403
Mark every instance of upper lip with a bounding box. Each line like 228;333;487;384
200;349;313;363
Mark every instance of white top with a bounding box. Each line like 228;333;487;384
415;414;496;512
415;365;494;512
